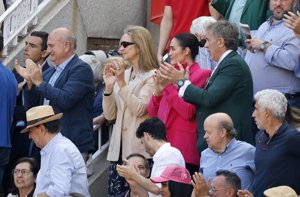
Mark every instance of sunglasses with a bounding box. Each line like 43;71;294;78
199;39;206;48
119;41;135;48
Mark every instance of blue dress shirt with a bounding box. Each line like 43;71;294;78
200;138;255;189
43;55;74;105
34;133;90;196
245;18;300;95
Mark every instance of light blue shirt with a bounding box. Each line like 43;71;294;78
44;55;75;105
228;0;247;39
245;18;300;95
200;138;255;189
34;133;90;197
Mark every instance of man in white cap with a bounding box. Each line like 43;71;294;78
22;105;90;197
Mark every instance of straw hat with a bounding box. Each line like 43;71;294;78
264;186;298;197
21;105;63;133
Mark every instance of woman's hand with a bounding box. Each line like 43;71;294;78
103;64;116;93
153;69;170;96
159;62;186;84
110;59;127;88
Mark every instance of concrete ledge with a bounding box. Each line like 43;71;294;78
88;149;110;197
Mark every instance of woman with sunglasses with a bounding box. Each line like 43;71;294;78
148;32;211;176
7;157;39;197
102;25;159;197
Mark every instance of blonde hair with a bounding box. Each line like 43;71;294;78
124;26;159;72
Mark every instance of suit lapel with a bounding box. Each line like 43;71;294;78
125;67;154;93
54;55;78;87
242;0;251;16
206;51;237;88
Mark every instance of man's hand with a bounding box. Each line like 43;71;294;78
237;189;254;197
116;164;138;181
15;59;30;81
284;11;300;39
245;38;265;52
26;59;43;87
191;172;210;197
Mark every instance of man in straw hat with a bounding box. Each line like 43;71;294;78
21;105;90;197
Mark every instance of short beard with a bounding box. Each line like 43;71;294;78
272;10;293;20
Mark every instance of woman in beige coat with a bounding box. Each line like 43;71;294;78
102;26;159;197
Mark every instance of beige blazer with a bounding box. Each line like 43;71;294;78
103;67;155;161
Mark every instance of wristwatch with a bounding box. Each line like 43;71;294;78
177;79;186;88
259;41;269;51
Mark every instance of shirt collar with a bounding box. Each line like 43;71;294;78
55;54;75;71
153;142;170;160
267;17;284;26
213;138;237;155
218;50;233;66
40;132;62;155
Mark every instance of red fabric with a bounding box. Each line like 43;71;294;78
150;0;164;24
148;64;211;165
165;0;210;41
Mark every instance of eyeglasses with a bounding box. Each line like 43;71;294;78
12;169;32;176
209;186;227;192
119;41;135;48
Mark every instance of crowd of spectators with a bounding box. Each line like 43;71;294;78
1;0;300;196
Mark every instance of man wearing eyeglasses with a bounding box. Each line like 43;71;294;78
15;27;95;162
252;89;300;197
191;170;241;197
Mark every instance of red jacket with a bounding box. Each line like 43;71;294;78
148;63;211;165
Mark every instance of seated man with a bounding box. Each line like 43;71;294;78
192;169;241;197
118;153;150;197
200;113;255;189
117;117;185;197
21;105;90;197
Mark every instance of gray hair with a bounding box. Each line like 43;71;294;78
218;120;237;139
79;50;107;83
254;89;287;121
207;20;239;51
190;16;217;36
62;33;76;51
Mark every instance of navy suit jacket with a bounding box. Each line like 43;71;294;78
25;55;95;152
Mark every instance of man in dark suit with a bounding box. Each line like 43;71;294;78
16;27;95;162
161;20;254;153
2;31;50;195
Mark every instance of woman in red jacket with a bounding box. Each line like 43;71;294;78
148;33;211;175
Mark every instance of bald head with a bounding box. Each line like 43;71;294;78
205;113;237;139
47;27;76;65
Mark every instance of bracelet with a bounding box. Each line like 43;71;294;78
103;91;112;96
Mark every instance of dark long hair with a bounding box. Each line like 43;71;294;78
169;181;193;197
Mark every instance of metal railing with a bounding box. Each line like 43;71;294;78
89;124;112;162
0;0;51;56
